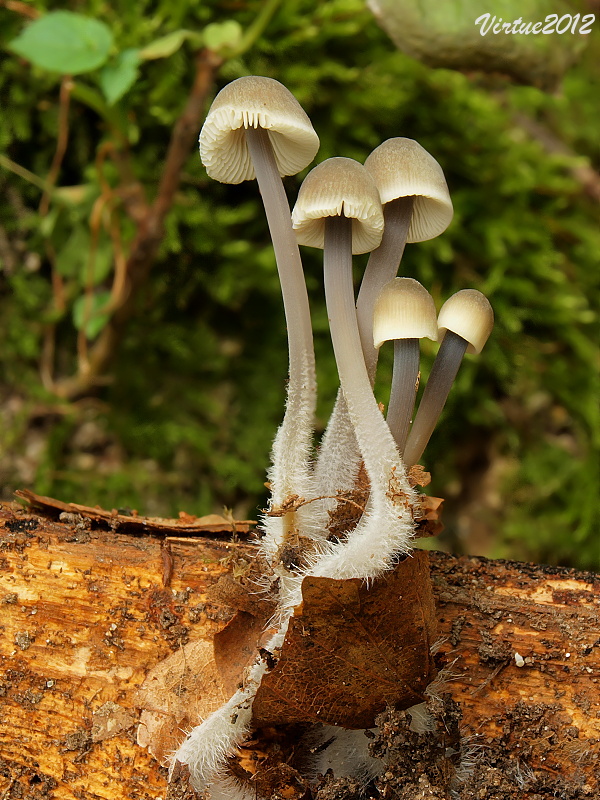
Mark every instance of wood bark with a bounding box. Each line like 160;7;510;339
0;498;598;799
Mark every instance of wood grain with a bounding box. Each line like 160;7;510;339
0;500;598;798
431;553;600;792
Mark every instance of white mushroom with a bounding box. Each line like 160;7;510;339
292;158;416;580
359;137;453;384
200;76;320;560
403;289;494;467
175;77;319;795
373;278;437;452
313;138;452;519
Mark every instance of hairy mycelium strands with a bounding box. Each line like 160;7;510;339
403;289;494;467
358;138;453;384
373;278;437;452
176;79;319;794
292;158;416;580
200;76;319;558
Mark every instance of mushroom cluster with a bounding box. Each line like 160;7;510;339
172;76;494;797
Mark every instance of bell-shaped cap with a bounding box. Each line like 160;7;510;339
373;277;438;348
200;76;320;184
291;157;384;255
364;138;453;243
437;289;494;354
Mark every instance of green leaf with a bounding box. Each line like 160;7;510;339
56;226;113;285
100;49;141;105
203;20;243;53
86;236;114;286
72;291;112;339
8;11;113;75
139;29;201;60
55;226;89;278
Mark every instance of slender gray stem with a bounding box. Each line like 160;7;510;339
356;196;414;384
245;126;316;402
403;330;468;467
387;338;420;453
323;216;397;485
245;126;316;505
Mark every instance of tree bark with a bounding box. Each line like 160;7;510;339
0;497;598;799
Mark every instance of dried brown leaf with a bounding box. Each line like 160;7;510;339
408;465;431;488
206;572;277;619
136;640;228;765
15;488;256;535
415;496;445;538
206;569;278;696
91;701;136;742
214;610;275;696
252;551;436;729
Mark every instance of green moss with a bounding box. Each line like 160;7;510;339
0;0;597;567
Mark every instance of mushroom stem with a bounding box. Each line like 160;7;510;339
356;196;414;385
312;196;414;507
387;337;420;452
245;127;315;383
305;214;415;579
245;126;316;512
323;214;396;491
403;330;468;467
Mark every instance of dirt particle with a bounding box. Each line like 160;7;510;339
63;728;92;755
14;631;35;651
159;608;179;629
477;632;511;664
450;615;466;647
5;518;38;533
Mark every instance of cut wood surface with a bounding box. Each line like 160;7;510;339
0;498;598;799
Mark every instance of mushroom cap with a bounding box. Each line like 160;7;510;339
437;289;494;354
199;76;320;184
373;277;438;348
291;157;384;255
364;138;453;243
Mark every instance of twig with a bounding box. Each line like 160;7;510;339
38;77;74;388
2;0;39;19
53;49;221;399
39;76;73;217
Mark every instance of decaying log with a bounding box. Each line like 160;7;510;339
0;498;598;799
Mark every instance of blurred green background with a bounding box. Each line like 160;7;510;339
0;0;598;569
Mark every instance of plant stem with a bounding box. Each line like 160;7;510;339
53;50;220;399
0;154;55;196
230;0;284;58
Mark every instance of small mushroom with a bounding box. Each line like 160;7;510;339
292;158;415;579
358;138;453;383
313;139;451;519
292;157;385;481
200;76;319;184
199;75;319;409
373;278;437;452
200;76;320;557
403;289;494;467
